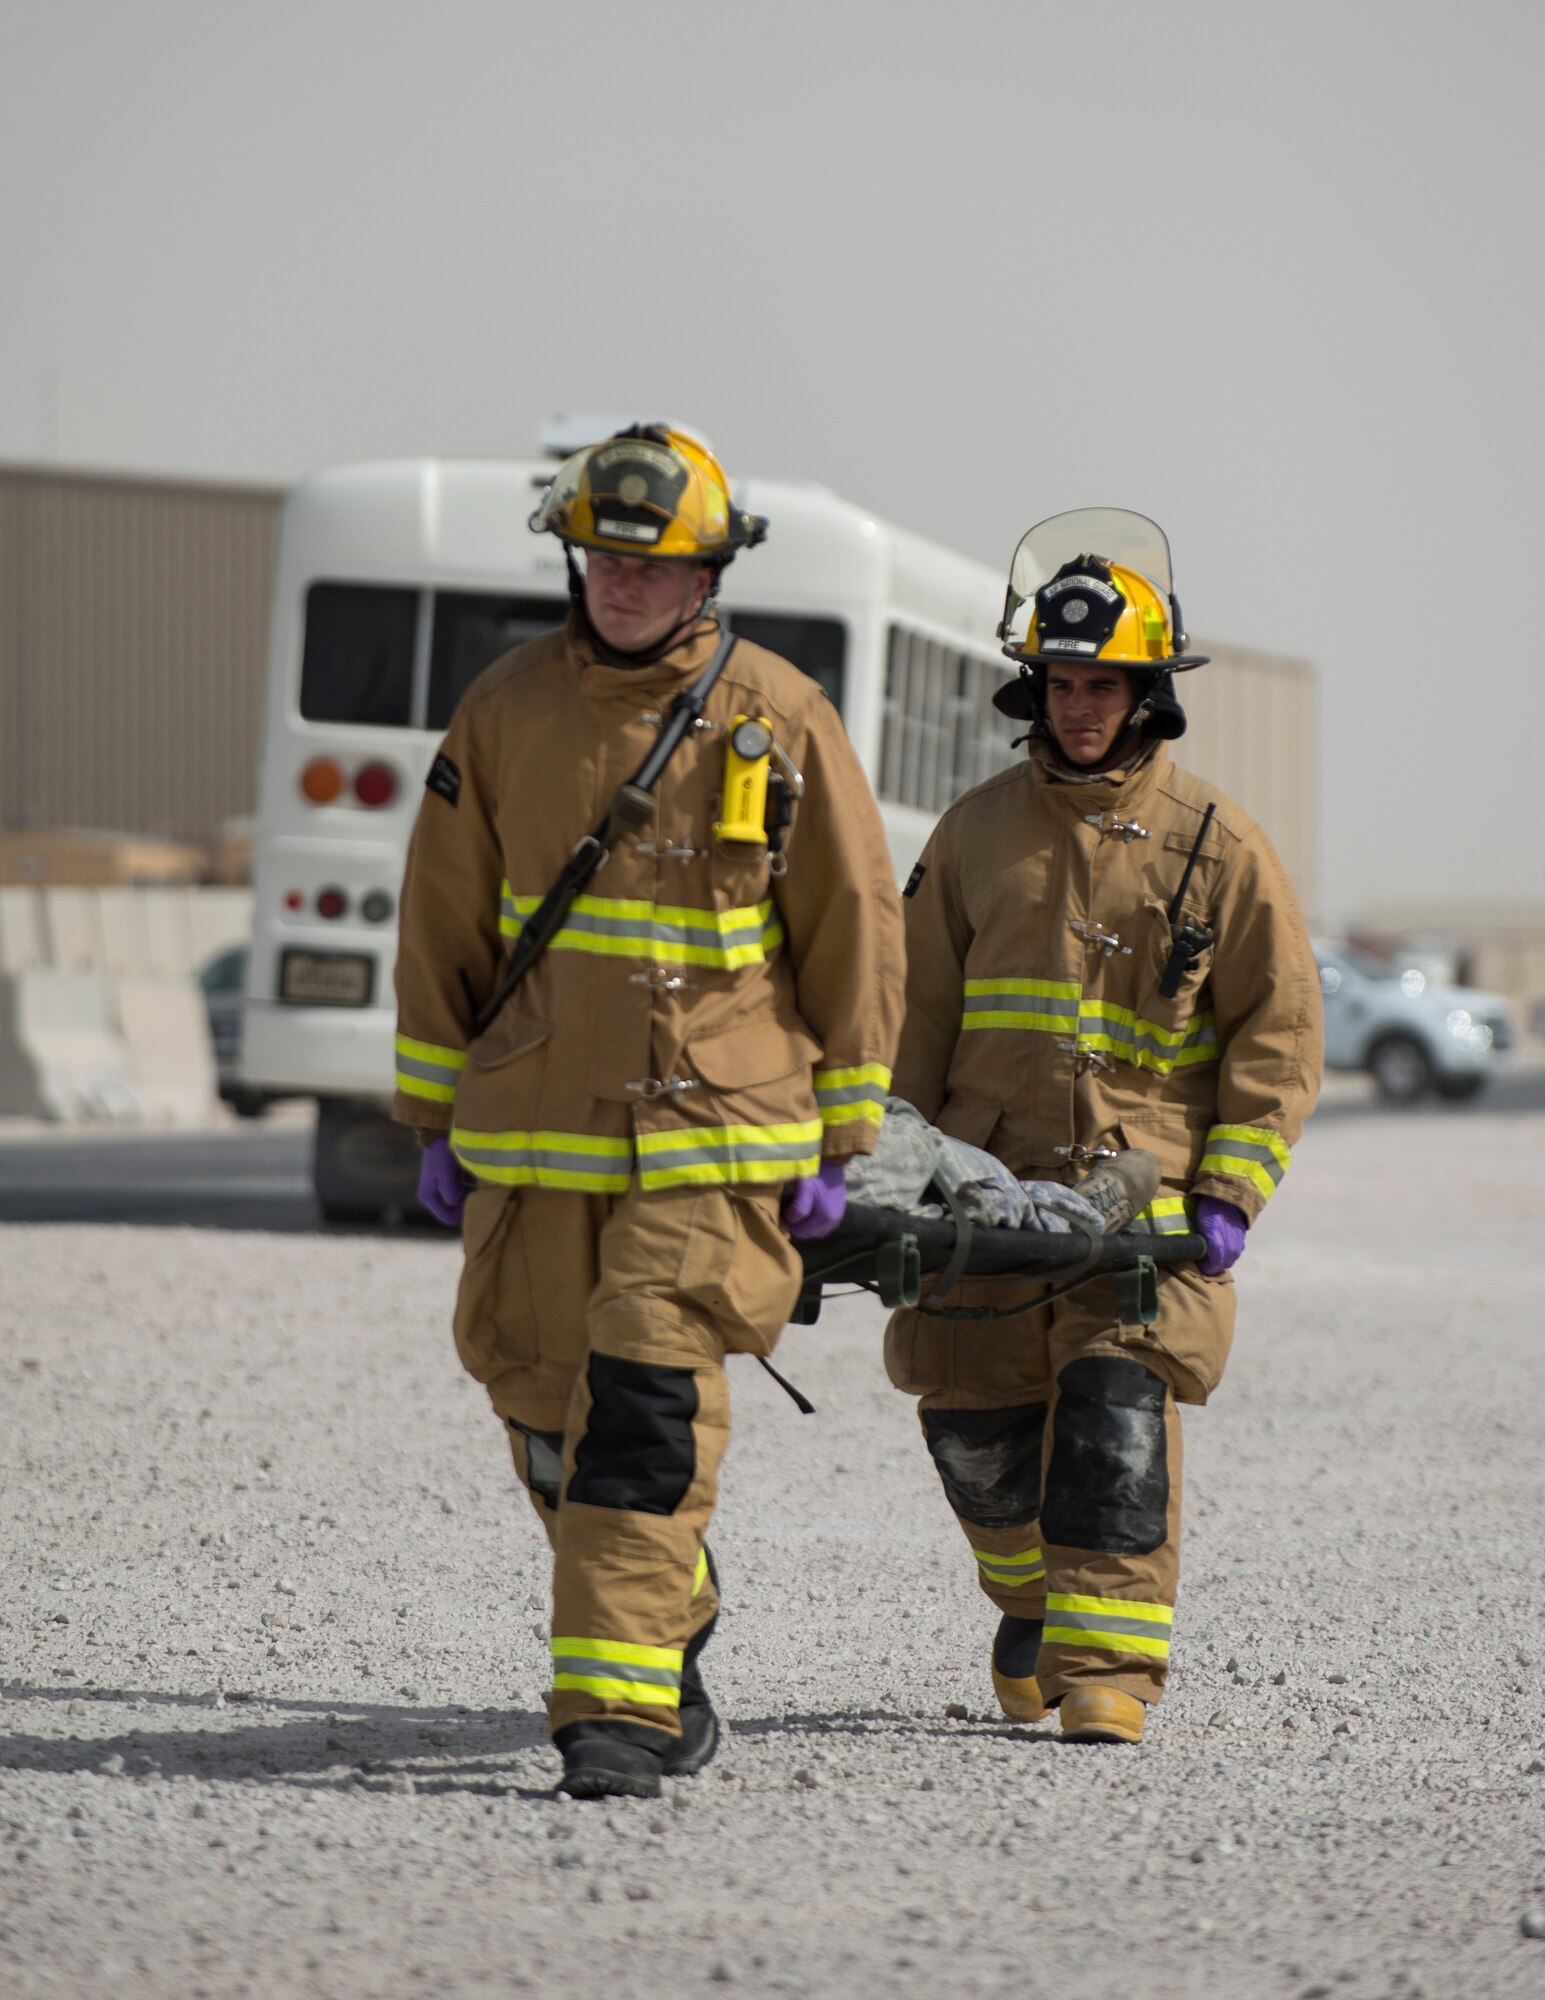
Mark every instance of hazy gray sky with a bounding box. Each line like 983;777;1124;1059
3;0;1540;921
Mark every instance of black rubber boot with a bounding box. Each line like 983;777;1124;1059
666;1616;719;1776
665;1546;721;1777
555;1723;666;1801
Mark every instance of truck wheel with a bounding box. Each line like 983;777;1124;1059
313;1096;420;1225
1435;1072;1487;1103
1368;1034;1433;1103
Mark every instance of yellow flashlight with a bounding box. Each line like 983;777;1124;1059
715;715;774;845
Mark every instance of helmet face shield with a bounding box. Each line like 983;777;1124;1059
1000;508;1176;649
531;425;766;561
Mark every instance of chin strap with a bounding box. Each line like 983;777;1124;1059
566;544;725;667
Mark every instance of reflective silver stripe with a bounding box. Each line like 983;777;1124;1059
1202;1136;1287;1182
814;1081;883;1106
395;1052;460;1087
550;1653;681;1689
453;1139;630;1175
637;1134;819;1169
1047;1608;1171;1639
962;989;1079;1021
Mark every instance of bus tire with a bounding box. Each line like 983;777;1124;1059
313;1095;419;1225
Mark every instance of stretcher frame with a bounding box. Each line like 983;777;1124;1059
793;1202;1207;1329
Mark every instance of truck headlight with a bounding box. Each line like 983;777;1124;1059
1446;1009;1493;1052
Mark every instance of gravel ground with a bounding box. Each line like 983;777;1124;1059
3;1087;1545;2000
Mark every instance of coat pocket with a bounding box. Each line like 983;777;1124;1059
687;1008;821;1090
451;1186;540;1380
453;1005;553;1153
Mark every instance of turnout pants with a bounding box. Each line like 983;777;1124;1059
451;1180;803;1748
884;1260;1235;1708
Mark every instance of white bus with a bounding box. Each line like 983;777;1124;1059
242;453;1018;1220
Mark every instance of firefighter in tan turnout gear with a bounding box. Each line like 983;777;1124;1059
885;509;1321;1744
394;425;904;1798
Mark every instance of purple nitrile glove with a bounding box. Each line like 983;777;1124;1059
782;1159;847;1241
418;1135;468;1228
1196;1195;1247;1276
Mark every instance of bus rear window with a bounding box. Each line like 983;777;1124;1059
428;594;567;729
300;584;417;726
725;613;846;711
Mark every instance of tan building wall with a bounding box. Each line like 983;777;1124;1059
0;464;281;851
0;465;1319;919
1180;641;1317;917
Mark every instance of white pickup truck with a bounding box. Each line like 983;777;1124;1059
1314;941;1513;1102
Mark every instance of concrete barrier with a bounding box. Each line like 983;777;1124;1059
117;976;218;1124
0;888;253;1124
0;890;48;974
0;971;140;1121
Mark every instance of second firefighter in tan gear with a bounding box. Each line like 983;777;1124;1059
395;425;904;1794
885;508;1321;1742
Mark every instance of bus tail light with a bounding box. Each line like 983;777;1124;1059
353;761;398;808
300;757;346;804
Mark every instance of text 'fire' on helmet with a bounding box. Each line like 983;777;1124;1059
530;423;768;564
992;507;1209;738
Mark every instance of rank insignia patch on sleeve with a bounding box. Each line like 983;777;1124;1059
425;753;461;807
903;863;926;899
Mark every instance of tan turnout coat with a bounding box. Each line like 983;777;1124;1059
894;742;1322;1232
393;615;905;1191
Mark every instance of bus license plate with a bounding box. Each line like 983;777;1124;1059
279;949;375;1007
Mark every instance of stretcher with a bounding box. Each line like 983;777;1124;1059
792;1201;1207;1328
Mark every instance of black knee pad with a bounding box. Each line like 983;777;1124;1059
1042;1356;1168;1555
920;1403;1047;1528
568;1352;698;1516
507;1421;564;1512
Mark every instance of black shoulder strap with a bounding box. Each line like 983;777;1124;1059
472;631;738;1035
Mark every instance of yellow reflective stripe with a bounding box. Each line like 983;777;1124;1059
1043;1592;1172;1659
396;1073;457;1105
962;985;1219;1074
450;1128;634;1192
1198;1122;1291;1200
394;1033;468;1103
394;1034;467;1069
973;1545;1045;1586
498;885;782;968
1041;1626;1171;1659
550;1674;682;1706
962;975;1080;1034
1134;1195;1192;1236
692;1549;709;1597
551;1636;683;1668
1046;1594;1172;1623
813;1062;890;1129
635;1120;822;1191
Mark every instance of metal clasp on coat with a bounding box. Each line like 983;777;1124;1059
629;969;697;993
1055;1037;1115;1074
1084;811;1149;841
640;711;719;735
1069;918;1132;958
1052;1143;1119;1164
633;839;702;863
625;1075;700;1099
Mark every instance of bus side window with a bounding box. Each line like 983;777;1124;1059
300;584;417;726
724;614;846;714
428;593;569;728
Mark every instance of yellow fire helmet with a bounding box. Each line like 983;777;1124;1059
993;508;1209;733
531;423;768;562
